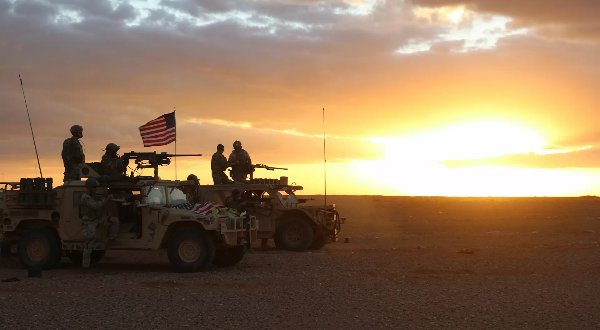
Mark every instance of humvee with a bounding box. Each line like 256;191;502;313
188;176;345;251
0;176;258;273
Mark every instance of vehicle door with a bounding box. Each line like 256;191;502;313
140;186;169;247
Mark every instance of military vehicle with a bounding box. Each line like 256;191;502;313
0;153;258;272
187;174;345;252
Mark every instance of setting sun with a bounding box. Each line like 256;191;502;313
368;121;547;163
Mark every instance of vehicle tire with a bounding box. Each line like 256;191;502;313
212;245;246;267
275;217;314;252
17;227;62;270
66;250;106;265
308;235;328;250
168;229;215;273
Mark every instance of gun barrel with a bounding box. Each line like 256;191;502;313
123;152;202;157
170;154;202;157
254;164;288;170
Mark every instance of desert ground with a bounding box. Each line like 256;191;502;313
1;196;599;329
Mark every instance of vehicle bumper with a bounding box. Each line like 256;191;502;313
316;210;345;242
219;215;258;246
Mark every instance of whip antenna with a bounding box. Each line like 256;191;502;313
174;107;177;181
323;108;326;213
19;75;43;178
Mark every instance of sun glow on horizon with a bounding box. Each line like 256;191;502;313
367;121;548;163
343;121;597;197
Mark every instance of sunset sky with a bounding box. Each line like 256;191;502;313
1;0;599;196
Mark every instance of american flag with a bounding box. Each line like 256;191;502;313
170;201;225;216
139;111;176;147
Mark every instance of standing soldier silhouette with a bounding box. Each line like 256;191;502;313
212;144;233;184
61;125;85;182
228;141;252;182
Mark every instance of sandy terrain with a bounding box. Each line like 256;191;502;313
1;196;599;329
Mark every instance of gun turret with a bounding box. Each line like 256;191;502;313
123;151;202;178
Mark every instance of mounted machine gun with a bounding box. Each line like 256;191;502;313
123;151;202;179
230;163;288;181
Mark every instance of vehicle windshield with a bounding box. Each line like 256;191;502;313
168;186;187;205
276;189;299;207
145;186;187;206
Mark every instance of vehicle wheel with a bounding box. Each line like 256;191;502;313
275;217;314;252
66;250;106;265
17;227;62;270
168;229;215;273
213;245;246;267
308;235;328;250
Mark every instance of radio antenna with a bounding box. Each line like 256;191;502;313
19;75;43;178
323;108;326;213
174;107;177;181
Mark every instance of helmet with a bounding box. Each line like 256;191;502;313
105;143;120;152
85;178;98;189
70;125;83;134
233;141;242;149
231;189;240;198
187;174;198;181
217;144;224;151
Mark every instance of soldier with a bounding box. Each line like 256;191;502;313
184;174;200;203
228;141;252;182
224;189;247;213
61;125;85;182
101;143;129;178
80;178;119;271
212;144;233;184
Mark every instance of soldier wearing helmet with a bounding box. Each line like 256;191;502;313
228;141;252;182
61;125;85;182
100;143;129;179
80;178;119;271
212;144;233;184
184;174;200;203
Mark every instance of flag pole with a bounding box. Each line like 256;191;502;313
323;108;326;213
174;107;177;181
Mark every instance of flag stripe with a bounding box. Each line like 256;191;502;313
141;131;176;143
145;117;164;125
141;127;175;138
143;139;176;147
139;124;167;134
139;122;166;132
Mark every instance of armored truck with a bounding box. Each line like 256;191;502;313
188;177;345;251
0;177;257;272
